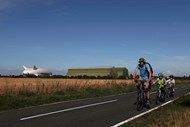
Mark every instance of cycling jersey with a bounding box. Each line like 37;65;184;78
154;78;166;87
136;64;151;81
166;79;175;87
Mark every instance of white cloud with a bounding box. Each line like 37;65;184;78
0;0;15;14
160;55;190;61
142;51;154;55
0;0;27;11
51;69;67;75
0;69;22;75
0;0;62;16
172;55;189;61
7;45;46;50
152;55;190;76
56;12;72;16
51;6;73;17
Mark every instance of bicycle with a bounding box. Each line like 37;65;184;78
135;78;150;111
155;86;166;105
167;85;174;98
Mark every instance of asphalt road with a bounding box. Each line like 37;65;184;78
0;85;189;127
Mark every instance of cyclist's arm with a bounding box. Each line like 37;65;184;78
133;69;138;79
164;79;167;86
173;79;176;86
133;65;139;79
147;70;152;82
153;79;158;85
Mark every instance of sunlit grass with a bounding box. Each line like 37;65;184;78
123;95;190;127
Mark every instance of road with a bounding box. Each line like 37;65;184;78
0;85;189;127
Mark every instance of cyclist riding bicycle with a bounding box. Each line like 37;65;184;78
154;73;167;98
133;58;153;106
166;75;175;96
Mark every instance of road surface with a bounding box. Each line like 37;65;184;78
0;85;189;127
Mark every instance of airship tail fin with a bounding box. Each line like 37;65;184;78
23;66;27;70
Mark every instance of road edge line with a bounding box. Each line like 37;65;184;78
111;92;190;127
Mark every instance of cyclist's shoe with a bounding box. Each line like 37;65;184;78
146;100;151;109
146;100;150;106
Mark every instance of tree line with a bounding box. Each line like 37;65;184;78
0;74;190;80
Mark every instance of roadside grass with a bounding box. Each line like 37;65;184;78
0;85;136;111
123;94;190;127
0;77;189;112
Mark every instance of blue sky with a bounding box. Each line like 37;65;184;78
0;0;190;76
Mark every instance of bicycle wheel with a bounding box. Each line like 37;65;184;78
166;88;170;98
163;90;166;102
137;90;144;111
155;90;160;105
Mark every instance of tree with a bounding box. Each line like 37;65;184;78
110;68;118;79
129;74;133;79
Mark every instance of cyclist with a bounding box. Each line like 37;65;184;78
133;58;152;106
166;75;175;96
154;73;167;98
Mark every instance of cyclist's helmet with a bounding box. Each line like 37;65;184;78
139;58;146;63
169;75;174;79
158;73;164;78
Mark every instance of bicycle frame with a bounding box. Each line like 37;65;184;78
156;87;166;104
136;81;147;111
167;86;174;97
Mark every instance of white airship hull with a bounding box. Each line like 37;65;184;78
23;66;52;77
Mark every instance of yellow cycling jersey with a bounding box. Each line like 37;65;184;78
157;78;164;87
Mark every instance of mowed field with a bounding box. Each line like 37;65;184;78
0;78;190;95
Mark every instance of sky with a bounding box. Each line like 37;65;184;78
0;0;190;76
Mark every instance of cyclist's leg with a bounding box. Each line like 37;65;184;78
171;86;174;96
161;87;166;97
134;83;140;105
144;82;149;98
161;87;164;94
172;85;175;92
158;87;161;97
144;81;151;105
148;80;152;96
146;81;151;99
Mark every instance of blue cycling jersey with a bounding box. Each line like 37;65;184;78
136;64;151;81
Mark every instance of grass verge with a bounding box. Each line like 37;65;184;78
0;85;136;112
123;94;190;127
0;83;188;112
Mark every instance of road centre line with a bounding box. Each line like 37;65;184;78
20;99;118;121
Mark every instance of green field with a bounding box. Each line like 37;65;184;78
0;77;189;112
0;85;136;111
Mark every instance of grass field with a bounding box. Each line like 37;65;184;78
0;78;134;95
0;78;136;111
0;78;189;111
0;78;189;95
123;94;190;127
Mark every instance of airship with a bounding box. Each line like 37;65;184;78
23;66;52;77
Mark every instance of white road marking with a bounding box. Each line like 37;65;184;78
111;92;190;127
111;100;174;127
150;91;157;95
20;99;118;121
